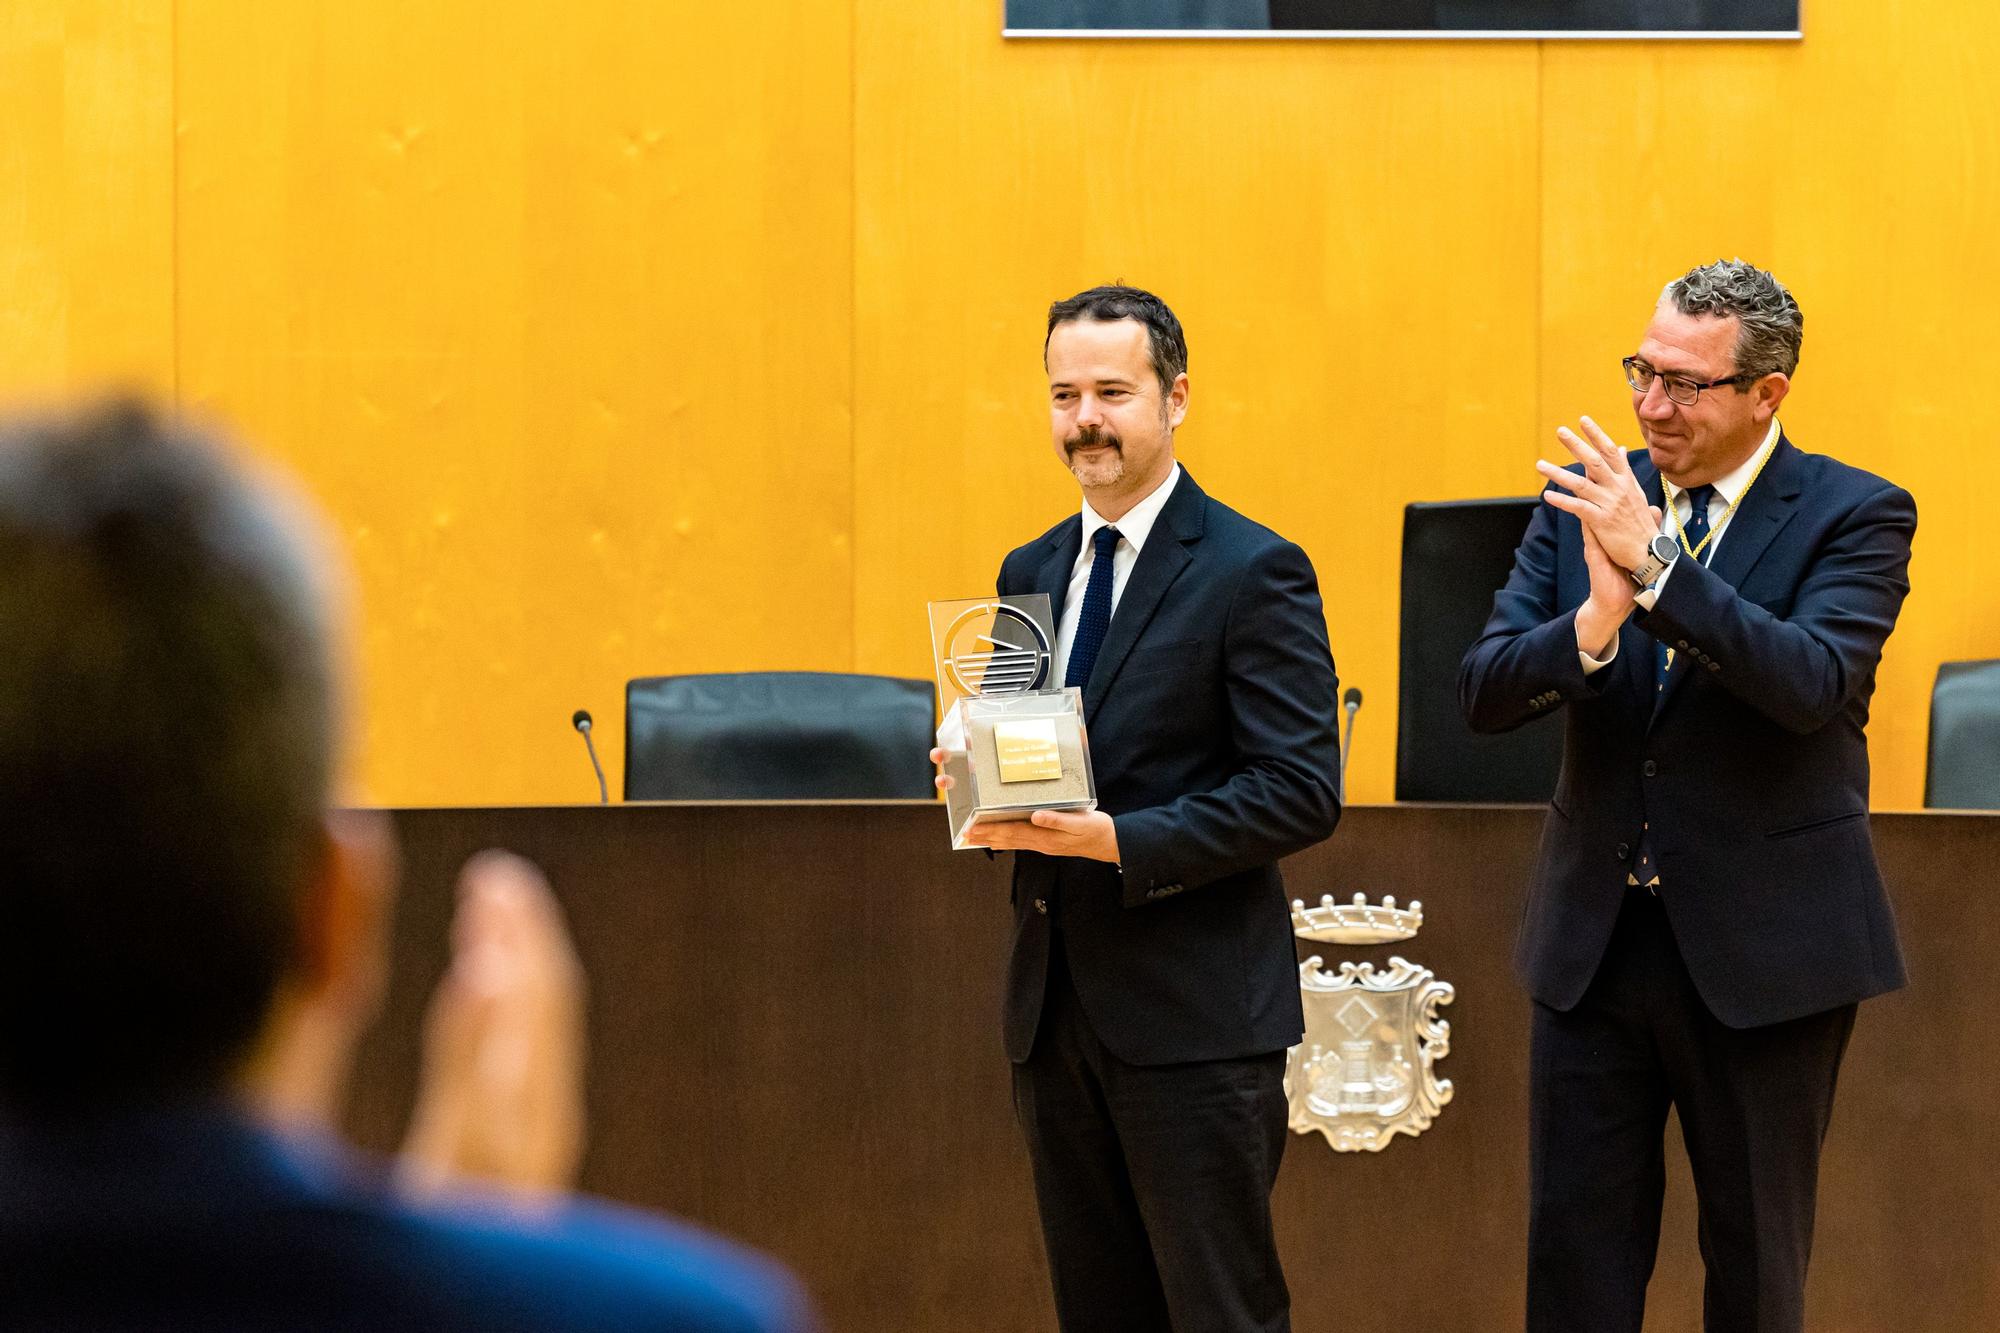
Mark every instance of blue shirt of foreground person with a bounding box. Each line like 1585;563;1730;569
0;402;817;1333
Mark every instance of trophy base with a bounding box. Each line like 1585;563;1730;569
941;689;1097;851
951;798;1100;851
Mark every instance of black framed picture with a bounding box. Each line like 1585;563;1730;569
1003;1;1801;37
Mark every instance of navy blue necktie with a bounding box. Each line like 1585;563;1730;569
1065;526;1121;689
1654;484;1714;690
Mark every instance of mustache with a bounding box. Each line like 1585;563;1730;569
1065;425;1121;454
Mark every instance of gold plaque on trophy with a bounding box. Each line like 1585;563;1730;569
992;718;1064;783
927;595;1098;850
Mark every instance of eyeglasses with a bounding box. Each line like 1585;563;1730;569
1622;356;1760;407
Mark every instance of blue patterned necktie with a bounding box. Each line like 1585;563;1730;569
1065;526;1121;689
1655;485;1714;690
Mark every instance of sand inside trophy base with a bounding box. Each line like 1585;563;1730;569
965;712;1092;813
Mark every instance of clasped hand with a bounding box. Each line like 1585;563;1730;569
929;747;1121;862
1535;417;1664;656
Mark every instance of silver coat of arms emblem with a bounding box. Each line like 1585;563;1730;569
1285;894;1455;1152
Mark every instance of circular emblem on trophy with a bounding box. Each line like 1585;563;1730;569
942;603;1052;698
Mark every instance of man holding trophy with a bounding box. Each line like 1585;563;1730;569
931;286;1341;1332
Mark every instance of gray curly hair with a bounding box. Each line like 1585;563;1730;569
1663;259;1803;379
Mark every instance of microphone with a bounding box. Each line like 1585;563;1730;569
572;709;609;805
1339;687;1363;804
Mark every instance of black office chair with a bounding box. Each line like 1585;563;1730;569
624;671;936;801
1925;659;2000;810
1396;497;1562;802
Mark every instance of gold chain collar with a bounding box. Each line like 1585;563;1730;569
1662;438;1779;563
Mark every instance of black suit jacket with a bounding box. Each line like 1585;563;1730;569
1460;434;1915;1028
998;469;1340;1066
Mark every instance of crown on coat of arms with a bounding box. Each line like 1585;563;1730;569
1289;892;1423;945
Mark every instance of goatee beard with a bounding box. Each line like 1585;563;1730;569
1069;455;1126;488
1065;426;1126;486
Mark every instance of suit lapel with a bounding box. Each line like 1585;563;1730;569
1081;470;1205;721
1650;433;1803;724
1705;434;1802;590
1032;518;1081;666
1637;456;1666;513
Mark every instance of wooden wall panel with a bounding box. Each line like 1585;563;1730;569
173;2;854;804
0;0;172;401
851;12;1543;813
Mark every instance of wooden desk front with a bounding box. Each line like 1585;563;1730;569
349;805;1999;1332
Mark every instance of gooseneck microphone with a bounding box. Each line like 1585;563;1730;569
572;709;609;805
1339;687;1363;804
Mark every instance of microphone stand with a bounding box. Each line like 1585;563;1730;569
573;711;609;805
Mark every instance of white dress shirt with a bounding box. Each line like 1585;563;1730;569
1056;463;1183;685
1581;421;1781;675
936;463;1184;753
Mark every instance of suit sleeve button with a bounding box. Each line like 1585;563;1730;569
1643;760;1658;777
1033;898;1048;914
1616;842;1631;860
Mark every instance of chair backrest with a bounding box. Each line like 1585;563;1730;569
1397;497;1562;803
624;672;936;801
1926;659;2000;810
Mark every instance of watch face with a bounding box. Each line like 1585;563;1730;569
1651;534;1680;562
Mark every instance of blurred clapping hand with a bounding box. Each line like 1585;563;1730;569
397;851;587;1202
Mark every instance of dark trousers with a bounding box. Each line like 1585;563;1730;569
1011;931;1291;1332
1528;887;1856;1333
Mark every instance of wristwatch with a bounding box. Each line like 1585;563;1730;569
1627;533;1679;589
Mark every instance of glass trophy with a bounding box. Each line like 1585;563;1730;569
928;595;1097;850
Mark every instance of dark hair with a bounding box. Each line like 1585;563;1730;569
1045;285;1189;395
1664;258;1803;378
0;400;335;1108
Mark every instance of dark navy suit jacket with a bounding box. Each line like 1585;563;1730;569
0;1105;816;1332
1460;434;1916;1028
997;469;1340;1066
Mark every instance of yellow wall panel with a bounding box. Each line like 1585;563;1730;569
0;0;172;401
852;15;1543;807
174;2;854;804
7;0;1992;809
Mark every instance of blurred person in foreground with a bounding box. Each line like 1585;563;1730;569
0;400;816;1333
